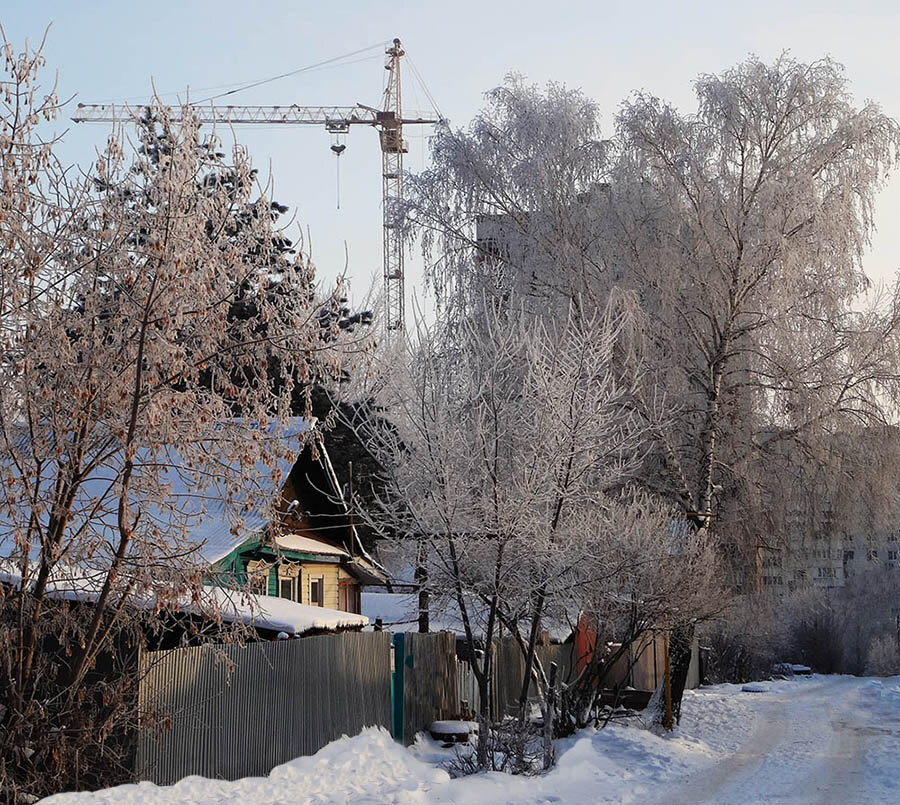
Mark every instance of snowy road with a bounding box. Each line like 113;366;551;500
662;676;900;805
43;674;900;804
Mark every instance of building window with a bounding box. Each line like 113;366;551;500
310;577;324;607
246;560;272;596
279;577;296;601
277;562;301;602
338;582;361;614
867;549;878;562
888;550;898;562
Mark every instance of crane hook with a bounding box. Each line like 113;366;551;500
331;143;347;209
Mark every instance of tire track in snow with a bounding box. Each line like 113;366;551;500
657;676;867;805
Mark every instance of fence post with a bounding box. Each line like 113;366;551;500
391;632;405;743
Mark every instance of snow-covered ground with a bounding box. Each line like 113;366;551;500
42;675;900;804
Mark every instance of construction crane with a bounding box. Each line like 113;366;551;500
72;38;438;337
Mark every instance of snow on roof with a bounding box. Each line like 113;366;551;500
0;419;314;566
0;561;367;636
202;586;368;635
276;533;349;558
174;419;316;563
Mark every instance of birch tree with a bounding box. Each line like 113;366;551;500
0;35;344;798
607;55;900;714
407;57;900;723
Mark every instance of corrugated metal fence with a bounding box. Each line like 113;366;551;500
494;638;576;718
135;630;698;783
136;632;392;784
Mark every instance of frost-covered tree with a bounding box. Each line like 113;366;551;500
611;54;900;535
407;57;900;724
406;76;612;327
0;34;345;798
356;292;715;769
608;55;900;716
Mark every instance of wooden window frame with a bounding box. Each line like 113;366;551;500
309;575;325;607
277;562;301;602
246;559;272;596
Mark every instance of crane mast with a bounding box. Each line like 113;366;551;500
72;37;436;339
379;39;405;336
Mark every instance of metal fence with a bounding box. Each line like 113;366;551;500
135;629;699;784
493;637;576;718
456;658;481;719
136;632;392;784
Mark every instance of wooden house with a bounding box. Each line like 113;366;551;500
204;425;384;615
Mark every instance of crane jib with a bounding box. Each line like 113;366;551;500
71;104;437;128
70;38;439;339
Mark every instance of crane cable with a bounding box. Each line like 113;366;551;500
405;53;444;122
189;41;389;106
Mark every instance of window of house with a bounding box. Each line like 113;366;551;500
888;550;898;562
249;573;267;596
310;577;324;607
338;580;362;614
279;576;296;601
277;562;301;602
246;560;272;596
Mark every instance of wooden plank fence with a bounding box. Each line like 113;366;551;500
401;631;458;744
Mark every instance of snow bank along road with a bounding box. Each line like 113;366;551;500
43;674;900;804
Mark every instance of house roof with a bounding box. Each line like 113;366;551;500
1;419;314;567
202;586;368;635
223;531;386;586
274;533;350;558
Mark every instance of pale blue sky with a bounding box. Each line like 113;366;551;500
4;1;900;308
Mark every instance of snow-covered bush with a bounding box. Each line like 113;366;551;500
865;635;900;677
